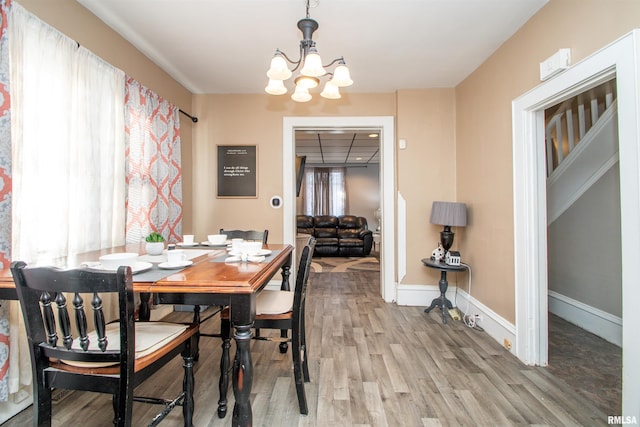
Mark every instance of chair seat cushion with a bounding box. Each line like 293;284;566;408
256;290;294;315
62;322;189;368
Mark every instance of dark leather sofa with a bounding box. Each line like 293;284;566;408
296;215;373;257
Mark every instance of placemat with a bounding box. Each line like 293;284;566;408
133;264;187;282
210;249;281;264
138;249;217;263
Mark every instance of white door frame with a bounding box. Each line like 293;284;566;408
512;30;640;416
283;116;396;302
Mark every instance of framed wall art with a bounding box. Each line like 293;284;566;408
217;145;257;198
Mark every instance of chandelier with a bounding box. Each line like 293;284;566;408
264;0;353;102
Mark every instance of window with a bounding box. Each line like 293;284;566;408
303;167;347;216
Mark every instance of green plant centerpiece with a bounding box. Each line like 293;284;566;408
145;232;165;243
145;232;165;255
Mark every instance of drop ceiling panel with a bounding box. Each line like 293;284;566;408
295;131;380;165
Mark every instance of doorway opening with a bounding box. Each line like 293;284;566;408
295;129;381;276
512;30;640;414
283;116;396;302
544;79;622;414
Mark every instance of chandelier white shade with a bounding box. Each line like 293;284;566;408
267;55;292;81
265;78;287;95
264;0;353;102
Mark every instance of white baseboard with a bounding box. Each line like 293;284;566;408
0;387;33;424
548;291;622;347
397;283;516;355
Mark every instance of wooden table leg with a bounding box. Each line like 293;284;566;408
280;264;291;291
232;323;253;427
279;254;292;353
139;292;151;321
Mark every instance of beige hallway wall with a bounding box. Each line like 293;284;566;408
190;93;397;242
191;90;457;286
455;0;640;322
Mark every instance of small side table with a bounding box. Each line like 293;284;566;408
372;232;381;253
421;258;469;324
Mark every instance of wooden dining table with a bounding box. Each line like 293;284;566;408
0;242;294;427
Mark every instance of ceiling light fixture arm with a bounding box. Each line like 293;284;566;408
275;48;303;73
323;56;346;68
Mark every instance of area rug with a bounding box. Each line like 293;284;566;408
311;256;380;273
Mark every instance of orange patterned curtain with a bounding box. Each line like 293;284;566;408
0;0;11;402
124;77;183;243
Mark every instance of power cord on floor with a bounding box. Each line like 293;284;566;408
453;263;484;331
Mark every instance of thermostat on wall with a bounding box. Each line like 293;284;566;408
270;196;282;209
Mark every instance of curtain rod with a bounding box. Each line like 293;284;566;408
179;109;198;123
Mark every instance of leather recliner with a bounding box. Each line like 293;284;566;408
296;215;373;257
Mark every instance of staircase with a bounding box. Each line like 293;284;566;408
546;81;618;224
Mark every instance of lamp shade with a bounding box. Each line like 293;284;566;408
265;79;287;95
266;53;292;80
300;48;326;77
430;201;467;227
320;81;341;99
291;85;312;102
331;63;353;87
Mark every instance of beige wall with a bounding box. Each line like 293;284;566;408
396;89;457;286
20;0;195;233
191;90;456;289
456;0;640;322
190;93;396;241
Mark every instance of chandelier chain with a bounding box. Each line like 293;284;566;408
306;0;319;18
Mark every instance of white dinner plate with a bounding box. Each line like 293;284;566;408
158;261;193;269
200;241;229;247
227;249;271;257
176;242;198;247
86;261;153;275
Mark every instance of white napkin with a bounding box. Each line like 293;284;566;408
247;255;266;263
225;256;241;263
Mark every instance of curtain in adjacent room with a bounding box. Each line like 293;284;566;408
0;0;11;402
303;167;348;216
124;77;182;243
7;2;126;398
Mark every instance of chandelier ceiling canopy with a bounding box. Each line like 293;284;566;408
265;0;353;102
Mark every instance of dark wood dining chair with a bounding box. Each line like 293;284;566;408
10;261;199;427
217;237;316;417
219;229;269;244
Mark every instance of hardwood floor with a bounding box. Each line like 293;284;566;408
4;270;611;426
547;313;621;416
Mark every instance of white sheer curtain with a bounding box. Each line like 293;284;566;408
8;3;125;393
10;5;125;263
303;167;347;216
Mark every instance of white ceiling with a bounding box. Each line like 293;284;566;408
77;0;548;95
76;0;547;164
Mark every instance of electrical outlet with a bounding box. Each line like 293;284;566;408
474;314;483;323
